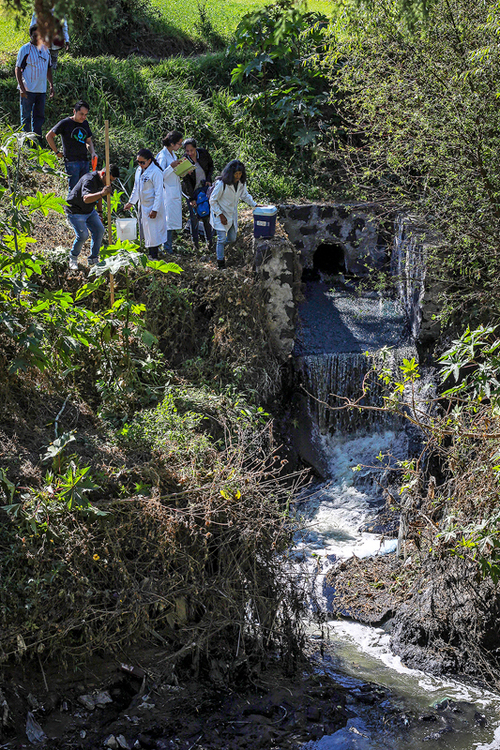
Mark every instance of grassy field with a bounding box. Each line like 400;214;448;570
0;0;332;56
152;0;332;40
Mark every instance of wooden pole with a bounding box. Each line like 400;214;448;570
104;119;115;306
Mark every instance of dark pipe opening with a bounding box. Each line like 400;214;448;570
314;243;345;275
302;242;346;281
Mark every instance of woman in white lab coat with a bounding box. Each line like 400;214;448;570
209;160;256;269
156;130;184;254
124;149;167;259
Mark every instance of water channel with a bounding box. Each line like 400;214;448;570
290;229;500;749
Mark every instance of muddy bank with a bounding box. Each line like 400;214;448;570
325;550;500;688
324;552;416;627
0;645;351;749
4;636;482;750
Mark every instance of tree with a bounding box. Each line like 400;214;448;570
228;0;332;148
331;0;500;327
0;0;162;56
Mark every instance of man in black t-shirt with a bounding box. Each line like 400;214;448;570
66;165;120;271
47;100;96;191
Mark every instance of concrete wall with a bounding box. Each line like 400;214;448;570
253;231;302;360
278;203;387;275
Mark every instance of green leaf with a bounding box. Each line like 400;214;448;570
146;260;183;274
23;191;67;216
141;329;158;348
74;279;105;301
41;432;76;462
0;468;16;503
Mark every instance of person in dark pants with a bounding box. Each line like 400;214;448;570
46;100;97;191
66;166;120;270
15;25;54;145
30;8;70;71
181;138;214;250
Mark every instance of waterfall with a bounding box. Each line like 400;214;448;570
392;214;427;341
297;347;417;433
290;223;426;568
287;216;500;750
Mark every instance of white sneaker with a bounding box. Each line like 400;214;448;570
69;257;78;271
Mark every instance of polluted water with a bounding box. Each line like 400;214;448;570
291;230;500;749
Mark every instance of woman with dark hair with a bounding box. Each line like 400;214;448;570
124;148;167;260
156;130;185;254
181;137;214;250
209;160;257;269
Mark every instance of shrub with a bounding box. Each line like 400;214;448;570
0;390;305;674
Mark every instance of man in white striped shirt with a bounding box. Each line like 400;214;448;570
15;25;54;145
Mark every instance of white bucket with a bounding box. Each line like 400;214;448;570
116;217;137;241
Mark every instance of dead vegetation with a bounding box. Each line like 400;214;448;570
0;168;307;682
324;553;417;625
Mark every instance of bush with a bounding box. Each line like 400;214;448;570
0;388;305;674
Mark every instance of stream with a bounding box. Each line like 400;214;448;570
291;249;500;748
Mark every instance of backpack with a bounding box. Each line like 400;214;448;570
196;188;210;218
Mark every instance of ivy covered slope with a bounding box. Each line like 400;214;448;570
0;133;305;672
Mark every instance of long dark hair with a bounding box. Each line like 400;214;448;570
219;160;247;186
137;148;162;171
162;130;183;148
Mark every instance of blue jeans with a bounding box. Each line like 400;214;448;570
215;225;237;261
66;160;89;191
20;92;46;142
66;210;105;260
187;200;212;248
163;229;174;254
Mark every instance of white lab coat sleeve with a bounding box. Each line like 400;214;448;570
156;148;168;170
128;167;141;205
209;180;224;218
241;184;257;208
163;165;176;182
152;169;163;213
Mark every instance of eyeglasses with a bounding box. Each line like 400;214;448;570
137;159;147;165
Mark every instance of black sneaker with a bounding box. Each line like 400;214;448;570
217;259;226;270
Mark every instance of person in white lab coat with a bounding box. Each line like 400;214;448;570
124;149;168;259
156;130;185;255
209;160;257;269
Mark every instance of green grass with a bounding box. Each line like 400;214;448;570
0;9;28;58
152;0;332;40
0;53;321;200
0;0;332;55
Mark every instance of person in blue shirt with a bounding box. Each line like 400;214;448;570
15;25;54;144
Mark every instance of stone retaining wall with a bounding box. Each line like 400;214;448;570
253;231;302;360
278;203;387;275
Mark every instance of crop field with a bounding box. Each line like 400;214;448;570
0;0;332;56
152;0;332;40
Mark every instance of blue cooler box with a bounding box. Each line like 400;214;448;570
253;205;278;238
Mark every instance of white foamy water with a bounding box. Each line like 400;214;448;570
294;423;500;750
295;428;405;564
293;261;500;748
302;620;500;750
